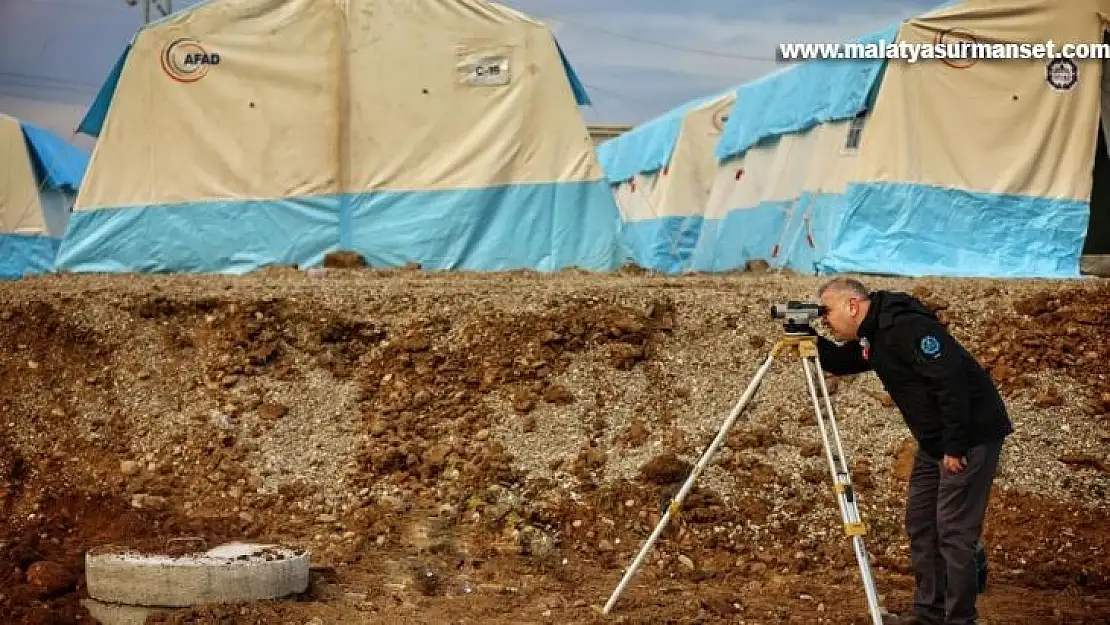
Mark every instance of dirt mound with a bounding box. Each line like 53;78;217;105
0;273;1108;623
977;284;1110;408
639;453;692;485
352;299;675;493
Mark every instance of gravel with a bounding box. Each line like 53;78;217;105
1;270;1106;520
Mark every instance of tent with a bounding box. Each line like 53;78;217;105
680;0;1110;277
0;113;88;279
815;0;1110;277
689;25;895;275
56;0;623;275
597;91;735;273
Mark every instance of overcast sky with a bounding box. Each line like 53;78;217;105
0;0;937;143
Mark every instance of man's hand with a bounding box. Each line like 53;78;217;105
943;454;967;474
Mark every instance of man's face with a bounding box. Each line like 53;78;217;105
820;290;863;340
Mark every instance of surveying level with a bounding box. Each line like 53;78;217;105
770;300;828;335
602;307;885;624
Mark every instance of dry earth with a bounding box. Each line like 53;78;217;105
0;268;1107;624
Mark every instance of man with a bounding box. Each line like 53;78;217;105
812;277;1013;625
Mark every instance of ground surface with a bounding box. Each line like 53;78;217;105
0;268;1107;624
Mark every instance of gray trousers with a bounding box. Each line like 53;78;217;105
906;439;1003;625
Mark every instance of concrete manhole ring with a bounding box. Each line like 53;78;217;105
85;541;311;607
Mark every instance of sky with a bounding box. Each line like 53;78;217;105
0;0;939;144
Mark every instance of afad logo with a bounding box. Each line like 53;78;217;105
160;38;220;83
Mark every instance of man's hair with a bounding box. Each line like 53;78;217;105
817;277;871;301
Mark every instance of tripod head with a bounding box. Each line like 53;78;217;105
770;301;827;336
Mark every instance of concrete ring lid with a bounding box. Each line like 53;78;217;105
85;541;311;607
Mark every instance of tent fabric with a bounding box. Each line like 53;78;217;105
669;0;1109;278
78;12;593;136
604;91;735;272
1;114;44;235
76;43;131;139
19;122;87;191
618;216;704;274
1;113;87;278
820;182;1089;278
554;38;592;106
344;181;621;271
57;182;621;274
714;24;896;163
56;197;337;275
692;119;856;274
0;235;61;279
852;1;1102;202
686;192;845;274
835;0;1109;277
597;91;732;184
59;0;621;275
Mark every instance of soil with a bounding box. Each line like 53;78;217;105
0;270;1107;624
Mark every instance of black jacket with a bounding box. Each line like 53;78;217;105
816;290;1013;459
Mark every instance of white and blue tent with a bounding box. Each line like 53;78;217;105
56;0;623;275
689;25;896;275
609;0;1110;278
1;113;88;279
597;90;736;273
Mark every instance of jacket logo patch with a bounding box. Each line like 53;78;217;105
919;335;942;359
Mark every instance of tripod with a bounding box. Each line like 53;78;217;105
601;331;885;624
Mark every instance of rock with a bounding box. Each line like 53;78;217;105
744;259;770;273
259;402;288;420
543;384;573;405
323;251;367;268
512;393;536;413
1058;454;1106;472
413;566;439;596
1033;387;1064;408
131;494;168;510
638;453;691;485
26;561;76;596
520;525;556;559
799;443;822;458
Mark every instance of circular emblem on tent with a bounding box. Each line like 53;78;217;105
160;38;220;83
933;28;978;69
1045;57;1078;91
